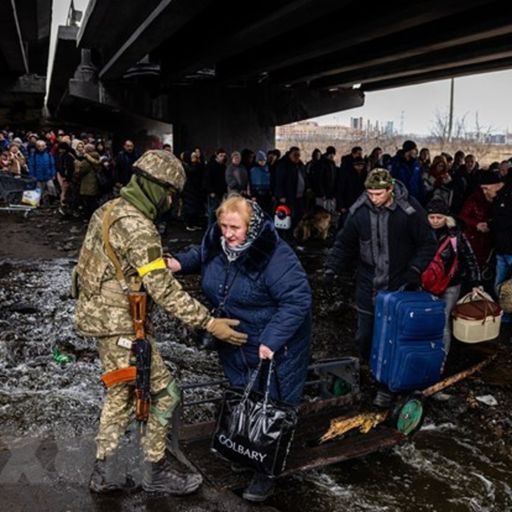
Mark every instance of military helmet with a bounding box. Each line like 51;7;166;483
133;150;186;192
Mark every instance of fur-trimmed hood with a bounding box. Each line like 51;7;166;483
201;216;279;275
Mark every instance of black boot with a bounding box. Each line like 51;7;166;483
89;458;133;493
242;472;275;502
142;456;202;495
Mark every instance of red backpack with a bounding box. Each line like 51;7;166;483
421;236;458;295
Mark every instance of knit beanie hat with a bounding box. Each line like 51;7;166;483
256;150;267;162
426;198;450;215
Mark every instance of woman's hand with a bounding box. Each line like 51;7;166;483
165;257;182;273
259;344;274;360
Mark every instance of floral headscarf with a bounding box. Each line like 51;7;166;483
220;200;265;262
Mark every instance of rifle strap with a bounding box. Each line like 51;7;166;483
101;366;136;387
101;198;129;293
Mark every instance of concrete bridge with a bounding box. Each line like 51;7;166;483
0;0;51;126
41;0;512;150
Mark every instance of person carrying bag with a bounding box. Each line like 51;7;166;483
211;358;298;480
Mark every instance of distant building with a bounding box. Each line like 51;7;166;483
485;134;506;145
385;121;395;136
351;117;363;130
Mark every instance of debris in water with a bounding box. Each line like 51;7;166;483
475;395;498;407
52;346;73;365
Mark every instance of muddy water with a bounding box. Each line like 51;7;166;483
0;256;511;511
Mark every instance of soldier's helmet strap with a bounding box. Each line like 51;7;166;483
101;198;129;294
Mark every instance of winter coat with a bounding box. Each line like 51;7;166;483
55;150;77;181
175;218;312;405
458;189;493;268
182;161;205;213
432;223;481;288
336;166;367;211
6;152;27;175
326;181;437;314
275;156;306;203
27;150;56;182
390;152;424;203
204;158;227;197
114;150;139;186
226;163;249;194
490;180;512;255
249;164;271;195
451;165;482;214
77;152;101;196
310;156;337;199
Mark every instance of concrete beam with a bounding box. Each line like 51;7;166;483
216;0;490;83
270;1;512;85
264;86;364;126
77;0;162;52
0;0;29;75
362;56;512;92
47;25;80;112
311;33;512;89
160;0;349;81
98;0;213;81
0;74;46;96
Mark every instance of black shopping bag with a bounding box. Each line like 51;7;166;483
211;360;298;477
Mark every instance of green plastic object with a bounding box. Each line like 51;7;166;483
333;378;352;397
396;398;424;435
52;346;73;364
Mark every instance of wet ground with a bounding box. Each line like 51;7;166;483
0;205;511;511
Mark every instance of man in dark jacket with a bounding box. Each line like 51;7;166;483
275;146;306;228
451;154;482;214
325;169;437;405
204;148;227;225
336;156;367;216
311;146;337;211
114;140;139;187
480;173;512;327
390;140;424;204
340;146;363;172
55;142;77;212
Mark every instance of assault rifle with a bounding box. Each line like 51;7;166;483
129;291;152;424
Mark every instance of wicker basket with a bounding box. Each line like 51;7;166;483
452;290;502;343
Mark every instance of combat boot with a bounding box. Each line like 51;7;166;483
89;458;134;493
142;456;202;495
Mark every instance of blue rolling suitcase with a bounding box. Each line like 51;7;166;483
370;290;446;392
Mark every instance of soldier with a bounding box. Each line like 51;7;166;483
73;150;247;495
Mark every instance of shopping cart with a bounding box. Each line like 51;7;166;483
0;173;37;216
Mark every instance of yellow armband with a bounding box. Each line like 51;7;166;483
137;257;166;277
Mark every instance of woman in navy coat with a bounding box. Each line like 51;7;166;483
167;195;311;501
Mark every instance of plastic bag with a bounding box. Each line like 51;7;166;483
211;360;298;477
21;188;42;207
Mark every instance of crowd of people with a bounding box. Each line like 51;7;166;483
2;126;511;502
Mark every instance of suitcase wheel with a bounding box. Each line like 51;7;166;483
390;392;425;436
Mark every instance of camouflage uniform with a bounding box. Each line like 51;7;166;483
75;152;210;463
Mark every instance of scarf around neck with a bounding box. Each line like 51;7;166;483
221;200;265;262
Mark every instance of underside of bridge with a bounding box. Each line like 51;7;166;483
0;0;51;126
47;0;512;151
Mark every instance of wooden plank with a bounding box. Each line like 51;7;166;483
283;427;404;475
422;353;497;397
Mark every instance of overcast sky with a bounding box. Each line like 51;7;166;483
51;0;512;136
